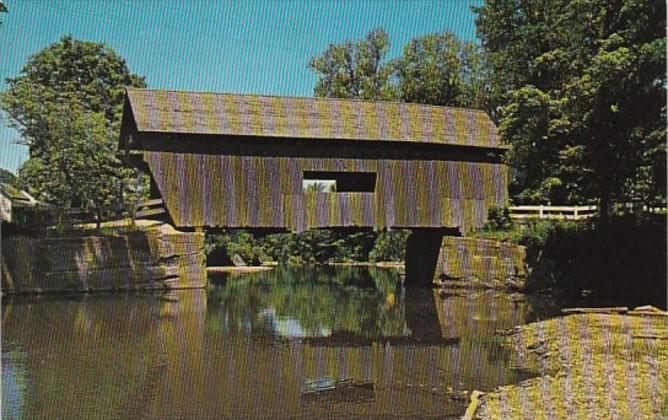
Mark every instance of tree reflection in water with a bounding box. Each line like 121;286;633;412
207;266;410;340
2;267;559;419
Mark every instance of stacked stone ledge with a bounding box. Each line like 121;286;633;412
1;223;206;294
435;236;527;290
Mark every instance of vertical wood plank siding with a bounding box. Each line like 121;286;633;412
123;89;509;234
145;152;508;233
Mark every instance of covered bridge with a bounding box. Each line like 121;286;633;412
119;89;508;235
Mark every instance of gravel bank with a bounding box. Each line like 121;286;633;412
474;313;668;419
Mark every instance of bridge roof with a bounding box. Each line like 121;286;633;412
124;88;506;149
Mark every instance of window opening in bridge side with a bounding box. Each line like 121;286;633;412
302;171;376;193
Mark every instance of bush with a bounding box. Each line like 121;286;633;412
259;230;333;264
205;231;268;266
478;215;667;307
483;205;514;231
259;229;377;264
369;230;410;262
206;228;411;265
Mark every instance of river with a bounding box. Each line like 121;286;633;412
2;266;562;419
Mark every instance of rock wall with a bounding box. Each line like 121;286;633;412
1;223;206;293
435;236;527;290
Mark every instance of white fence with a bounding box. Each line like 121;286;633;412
509;205;597;221
509;204;667;221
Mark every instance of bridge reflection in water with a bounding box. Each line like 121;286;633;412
1;267;557;419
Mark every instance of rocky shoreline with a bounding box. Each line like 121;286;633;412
1;222;207;293
468;311;668;419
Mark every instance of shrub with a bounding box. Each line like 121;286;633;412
483;205;514;231
205;231;267;266
369;229;410;262
478;215;667;307
206;228;413;265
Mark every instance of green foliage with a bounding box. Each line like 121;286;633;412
309;28;398;101
279;229;337;264
0;168;17;186
0;1;6;17
482;205;514;231
395;31;490;109
205;231;268;266
475;0;666;208
304;181;336;192
1;36;147;208
14;97;134;208
3;35;145;127
328;231;377;263
477;219;578;265
206;228;408;266
260;229;377;265
527;215;666;306
368;230;409;262
259;230;323;265
309;28;490;109
477;216;666;306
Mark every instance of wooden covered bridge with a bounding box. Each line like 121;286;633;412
119;89;508;285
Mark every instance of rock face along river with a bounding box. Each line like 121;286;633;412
2;267;560;419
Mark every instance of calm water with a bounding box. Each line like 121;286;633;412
2;267;561;419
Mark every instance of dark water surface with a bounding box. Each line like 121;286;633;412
2;267;561;419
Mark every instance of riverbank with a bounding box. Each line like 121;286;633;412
472;312;668;419
207;266;275;274
475;215;667;308
206;261;405;278
1;221;207;293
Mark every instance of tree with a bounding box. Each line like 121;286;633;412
395;31;490;110
309;28;397;101
310;28;491;110
476;0;666;212
16;96;138;208
369;230;410;262
304;181;336;192
1;36;147;207
0;1;5;32
0;168;17;186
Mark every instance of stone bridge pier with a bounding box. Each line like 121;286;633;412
404;228;452;287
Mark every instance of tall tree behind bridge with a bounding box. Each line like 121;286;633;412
1;35;147;208
309;28;397;101
394;31;489;110
475;0;666;210
309;28;489;110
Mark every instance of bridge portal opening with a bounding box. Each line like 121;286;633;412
302;171;376;193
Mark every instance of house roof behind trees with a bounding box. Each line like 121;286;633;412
0;183;37;206
123;88;505;150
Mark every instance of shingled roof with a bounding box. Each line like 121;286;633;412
123;88;505;149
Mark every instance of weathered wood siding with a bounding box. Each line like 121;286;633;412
125;89;504;149
120;89;510;233
145;151;507;233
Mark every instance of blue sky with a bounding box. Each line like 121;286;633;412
0;0;481;173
